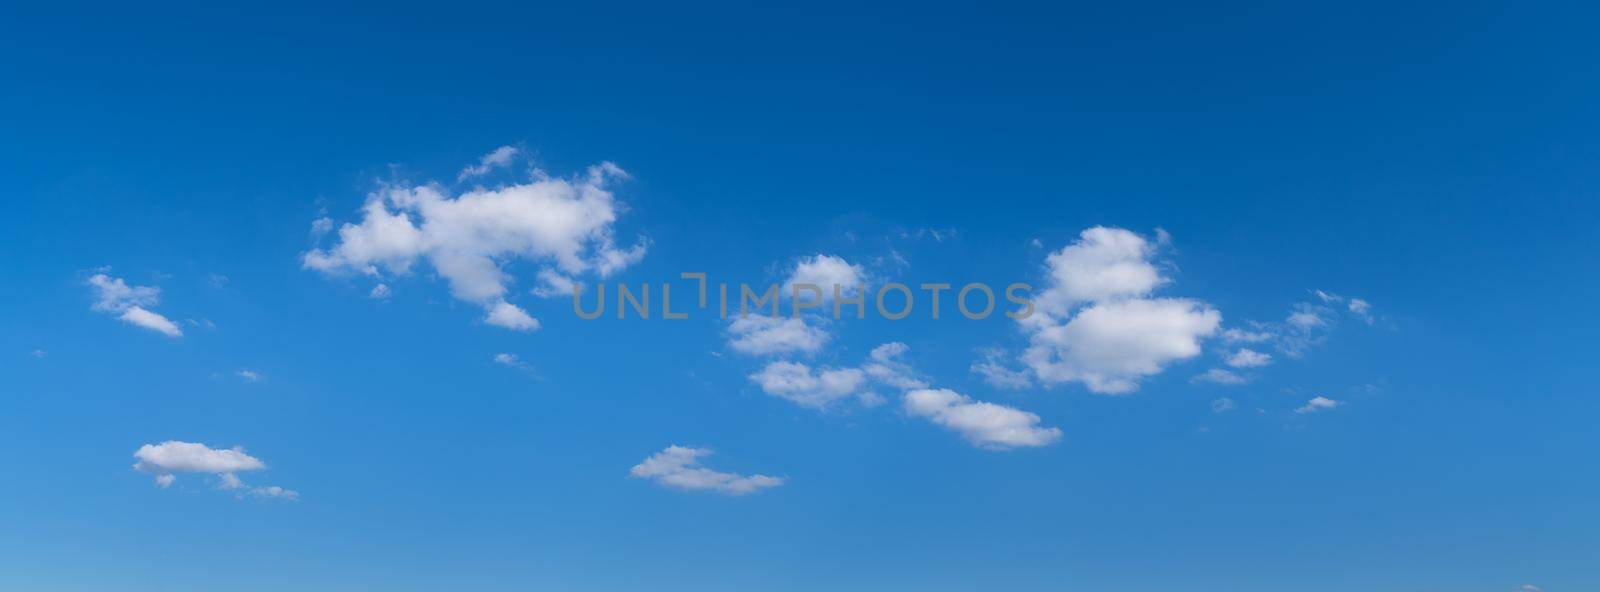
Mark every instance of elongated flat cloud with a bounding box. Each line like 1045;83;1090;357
903;388;1061;449
132;441;297;500
304;155;646;331
87;273;183;337
629;446;784;495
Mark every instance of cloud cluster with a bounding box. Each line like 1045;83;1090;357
304;155;646;331
748;342;925;409
903;388;1062;449
1013;229;1221;394
132;441;297;500
629;445;784;495
88;273;183;337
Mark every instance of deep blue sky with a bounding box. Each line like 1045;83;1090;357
2;2;1597;591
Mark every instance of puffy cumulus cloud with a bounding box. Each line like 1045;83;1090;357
1221;328;1273;343
1025;298;1221;394
458;145;519;180
629;445;784;495
132;441;297;499
726;315;829;356
1295;396;1341;414
748;342;925;409
1226;348;1272;368
303;158;646;331
903;388;1061;450
782;254;866;302
369;283;392;300
1012;228;1220;395
87;273;183;337
1030;226;1166;322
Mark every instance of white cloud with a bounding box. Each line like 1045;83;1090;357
1030;226;1166;321
1210;398;1236;413
1226;348;1272;368
485;300;540;331
88;274;183;337
748;342;929;409
1221;328;1273;343
629;445;784;495
118;307;183;337
1192;368;1247;385
971;347;1034;390
304;159;645;331
369;283;391;300
1012;228;1221;394
783;254;865;302
1025;297;1221;394
1348;297;1373;323
861;342;927;390
1295;396;1341;414
530;269;577;298
493;352;532;370
237;369;262;382
726;315;828;356
903;388;1061;449
132;441;295;499
30;349;46;359
749;361;867;409
458;145;519;180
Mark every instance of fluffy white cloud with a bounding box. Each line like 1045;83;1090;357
369;283;392;300
903;388;1061;449
1226;348;1272;368
1025;297;1220;394
1010;228;1221;394
726;315;829;356
304;158;645;331
132;441;296;499
1191;368;1247;385
1030;226;1166;322
237;369;262;382
458;145;519;180
629;445;784;495
1295;396;1341;414
87;274;183;337
749;361;867;409
782;254;865;302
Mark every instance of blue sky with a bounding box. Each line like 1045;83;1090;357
2;2;1597;591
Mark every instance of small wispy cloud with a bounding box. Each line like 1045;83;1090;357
629;445;784;495
1295;396;1341;414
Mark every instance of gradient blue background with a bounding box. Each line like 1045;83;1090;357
2;2;1596;590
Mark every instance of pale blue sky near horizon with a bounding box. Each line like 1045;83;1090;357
2;2;1597;591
